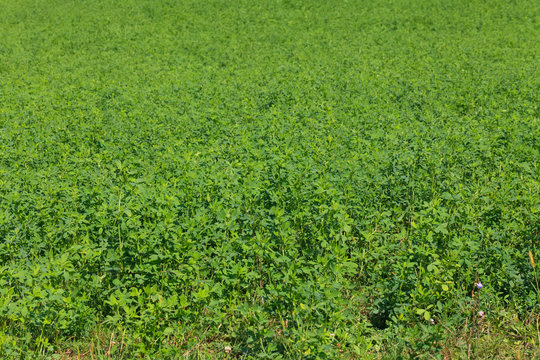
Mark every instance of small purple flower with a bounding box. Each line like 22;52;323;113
476;282;483;289
478;311;485;318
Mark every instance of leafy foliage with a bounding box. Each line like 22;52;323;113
0;0;539;358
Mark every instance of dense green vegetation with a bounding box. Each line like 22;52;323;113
0;0;539;358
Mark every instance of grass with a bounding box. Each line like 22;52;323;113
0;0;539;358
